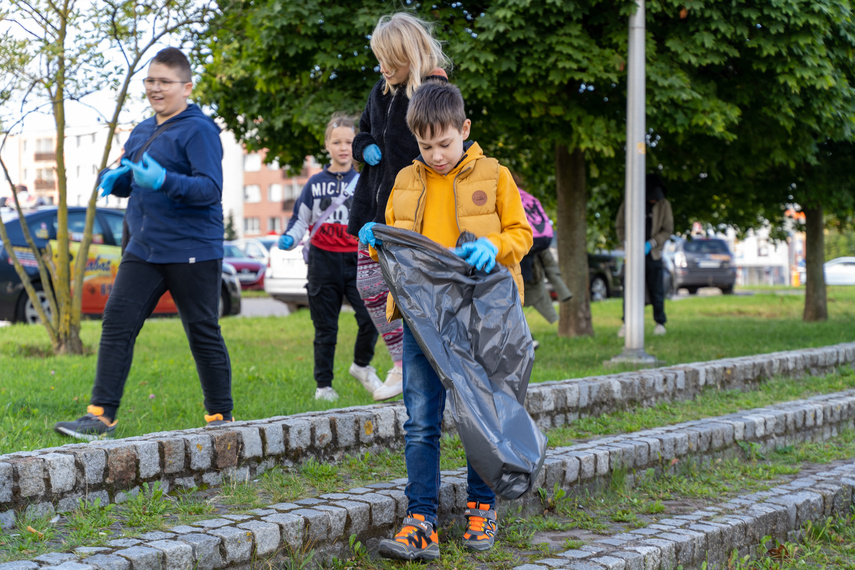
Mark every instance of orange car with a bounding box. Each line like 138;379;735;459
0;206;241;323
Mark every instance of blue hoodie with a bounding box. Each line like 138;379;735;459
108;104;224;263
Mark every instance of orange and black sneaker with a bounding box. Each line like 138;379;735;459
378;514;440;561
204;413;234;428
54;405;117;441
462;502;497;551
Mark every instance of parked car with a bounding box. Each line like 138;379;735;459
587;248;676;302
223;241;265;290
0;206;241;324
264;242;309;313
587;250;624;301
664;236;736;294
232;236;279;264
799;256;855;286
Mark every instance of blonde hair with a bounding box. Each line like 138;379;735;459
370;12;450;98
324;113;356;142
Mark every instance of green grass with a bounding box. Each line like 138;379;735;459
3;366;855;565
1;287;855;454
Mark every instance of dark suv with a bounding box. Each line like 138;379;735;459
665;236;736;294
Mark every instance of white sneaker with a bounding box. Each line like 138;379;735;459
653;324;667;336
617;324;626;338
314;387;339;401
349;363;383;394
373;365;403;401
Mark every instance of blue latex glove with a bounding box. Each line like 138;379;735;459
98;165;131;197
359;222;381;247
645;240;653;255
454;237;498;272
363;144;382;166
278;234;294;250
122;151;166;190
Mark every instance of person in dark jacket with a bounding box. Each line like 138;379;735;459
54;47;233;440
516;176;572;332
616;173;674;336
277;115;381;402
347;12;450;401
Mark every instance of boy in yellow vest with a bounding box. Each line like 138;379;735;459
359;81;532;561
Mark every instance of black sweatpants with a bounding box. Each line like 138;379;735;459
307;246;378;388
91;252;232;421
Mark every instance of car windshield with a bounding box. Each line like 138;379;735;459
683;240;729;254
223;244;247;258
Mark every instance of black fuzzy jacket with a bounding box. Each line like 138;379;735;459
348;74;448;236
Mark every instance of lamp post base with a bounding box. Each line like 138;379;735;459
605;348;664;369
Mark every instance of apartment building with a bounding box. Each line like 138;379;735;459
0;123;321;240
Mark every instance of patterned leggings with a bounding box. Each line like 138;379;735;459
357;247;403;363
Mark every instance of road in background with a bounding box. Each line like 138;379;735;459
238;297;293;317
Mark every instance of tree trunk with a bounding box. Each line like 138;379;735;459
556;145;594;337
803;205;827;321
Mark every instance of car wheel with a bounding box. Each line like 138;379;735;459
590;275;609;302
285;302;302;313
686;286;699;295
218;287;229;318
15;283;50;324
720;285;734;295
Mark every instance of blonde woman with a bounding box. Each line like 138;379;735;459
347;12;450;401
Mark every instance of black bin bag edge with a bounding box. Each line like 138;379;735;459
373;224;548;500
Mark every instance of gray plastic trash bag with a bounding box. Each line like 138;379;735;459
373;225;547;500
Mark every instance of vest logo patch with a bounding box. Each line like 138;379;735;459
472;190;488;206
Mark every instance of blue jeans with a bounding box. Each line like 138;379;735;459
402;322;495;527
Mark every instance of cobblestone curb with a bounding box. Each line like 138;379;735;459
512;460;855;570
2;343;852;525
2;385;854;568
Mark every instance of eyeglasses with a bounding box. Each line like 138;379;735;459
142;78;188;89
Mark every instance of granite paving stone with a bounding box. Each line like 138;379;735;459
208;526;253;564
74;554;130;570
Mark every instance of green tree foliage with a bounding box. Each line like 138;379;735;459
198;0;855;332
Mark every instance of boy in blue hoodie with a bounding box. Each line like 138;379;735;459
54;47;233;440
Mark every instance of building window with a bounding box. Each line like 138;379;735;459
76;166;81;178
244;153;262;172
289;181;302;200
268;184;283;202
92;165;98;174
76;135;83;147
36;168;55;181
268;217;282;233
244;184;261;203
244;217;260;234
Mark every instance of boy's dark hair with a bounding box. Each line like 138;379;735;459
152;47;192;82
406;82;466;139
